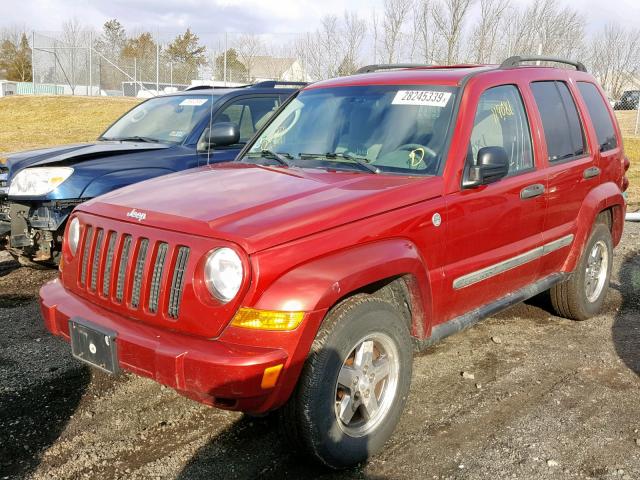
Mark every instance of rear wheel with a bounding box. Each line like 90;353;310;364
550;223;613;320
280;295;413;469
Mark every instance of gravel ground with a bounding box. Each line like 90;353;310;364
0;222;638;480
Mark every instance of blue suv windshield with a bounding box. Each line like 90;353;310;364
247;85;458;175
101;95;213;144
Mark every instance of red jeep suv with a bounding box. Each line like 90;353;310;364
40;56;629;468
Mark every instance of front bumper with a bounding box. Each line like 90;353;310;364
40;279;293;413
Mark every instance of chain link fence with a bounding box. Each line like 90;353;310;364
613;90;640;137
27;31;310;98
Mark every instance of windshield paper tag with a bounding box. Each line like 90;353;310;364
179;98;208;107
392;90;451;107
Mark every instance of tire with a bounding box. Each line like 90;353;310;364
550;223;613;320
280;295;413;469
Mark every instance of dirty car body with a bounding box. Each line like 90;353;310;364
1;82;302;263
40;58;629;468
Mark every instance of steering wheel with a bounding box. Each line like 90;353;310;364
395;143;437;169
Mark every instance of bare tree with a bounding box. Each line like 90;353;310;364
470;0;510;63
413;0;444;64
339;11;366;75
432;0;474;64
295;11;367;80
61;18;89;94
381;0;412;63
236;34;263;81
589;24;640;99
500;0;584;60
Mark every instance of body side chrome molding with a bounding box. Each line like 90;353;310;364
453;234;574;290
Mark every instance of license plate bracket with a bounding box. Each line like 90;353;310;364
69;317;119;374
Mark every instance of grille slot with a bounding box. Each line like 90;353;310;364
115;235;132;302
148;243;168;313
89;229;104;291
80;226;93;286
102;232;117;295
130;239;149;308
168;246;190;319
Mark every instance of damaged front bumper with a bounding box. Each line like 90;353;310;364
3;199;83;261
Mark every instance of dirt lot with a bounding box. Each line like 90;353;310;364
0;221;638;480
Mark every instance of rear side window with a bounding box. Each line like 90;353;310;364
531;81;586;162
577;82;618;152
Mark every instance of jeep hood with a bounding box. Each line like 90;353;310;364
81;163;443;253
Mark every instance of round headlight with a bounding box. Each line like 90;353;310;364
204;248;243;302
68;217;80;256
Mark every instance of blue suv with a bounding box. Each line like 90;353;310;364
0;81;304;264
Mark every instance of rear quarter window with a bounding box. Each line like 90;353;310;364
577;82;618;152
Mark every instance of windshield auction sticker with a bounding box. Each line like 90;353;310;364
179;98;208;107
392;90;451;107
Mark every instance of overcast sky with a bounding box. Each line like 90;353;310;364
4;0;640;39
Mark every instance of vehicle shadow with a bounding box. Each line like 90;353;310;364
177;347;391;480
0;293;92;479
0;361;91;478
611;251;640;377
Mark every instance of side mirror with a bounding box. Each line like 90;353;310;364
198;122;240;152
463;146;509;188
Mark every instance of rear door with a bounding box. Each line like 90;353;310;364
442;83;546;320
528;80;597;277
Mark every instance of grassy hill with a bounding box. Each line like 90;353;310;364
0;95;139;155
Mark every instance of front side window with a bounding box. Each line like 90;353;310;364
577;82;618;153
214;96;282;144
469;85;534;175
246;85;458;175
101;95;213;144
531;81;586;162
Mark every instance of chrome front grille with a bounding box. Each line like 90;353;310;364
79;224;190;319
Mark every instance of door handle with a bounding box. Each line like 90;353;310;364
583;166;601;179
520;183;545;200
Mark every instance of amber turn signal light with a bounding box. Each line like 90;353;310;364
230;308;305;331
261;364;284;389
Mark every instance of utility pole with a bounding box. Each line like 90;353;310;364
88;31;92;96
223;32;228;86
31;31;36;95
156;39;160;95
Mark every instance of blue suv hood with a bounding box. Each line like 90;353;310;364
5;141;192;201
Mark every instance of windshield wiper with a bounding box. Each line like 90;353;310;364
101;136;160;143
245;150;294;167
298;152;380;174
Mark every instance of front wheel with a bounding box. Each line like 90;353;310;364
280;296;413;469
550;223;613;320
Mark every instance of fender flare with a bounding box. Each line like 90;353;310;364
253;238;433;338
80;168;176;198
563;181;625;272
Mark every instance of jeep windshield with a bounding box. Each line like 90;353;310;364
100;95;213;144
245;85;458;175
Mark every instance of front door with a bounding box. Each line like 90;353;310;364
197;95;283;165
442;84;546;321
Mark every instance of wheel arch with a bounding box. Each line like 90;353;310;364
253;238;433;340
562;181;625;273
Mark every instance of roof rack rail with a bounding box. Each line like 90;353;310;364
184;84;251;91
501;55;587;72
356;63;483;74
251;80;308;88
356;64;434;74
